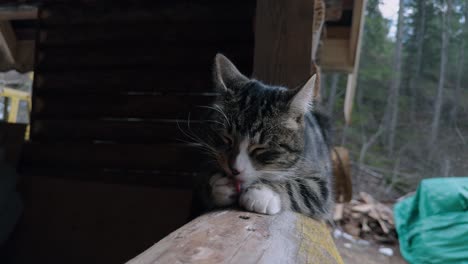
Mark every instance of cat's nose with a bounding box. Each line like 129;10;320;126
228;163;242;176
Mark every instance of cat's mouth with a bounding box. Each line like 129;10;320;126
235;180;242;193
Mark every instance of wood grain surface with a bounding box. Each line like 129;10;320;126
126;210;343;264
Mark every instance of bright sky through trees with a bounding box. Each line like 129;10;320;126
380;0;399;37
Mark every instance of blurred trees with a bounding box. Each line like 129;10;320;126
324;0;468;199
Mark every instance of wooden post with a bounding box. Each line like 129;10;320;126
126;210;343;264
0;7;38;21
253;0;315;88
344;0;367;124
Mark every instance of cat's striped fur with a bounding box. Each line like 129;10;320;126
196;54;332;220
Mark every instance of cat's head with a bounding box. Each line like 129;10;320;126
207;54;318;184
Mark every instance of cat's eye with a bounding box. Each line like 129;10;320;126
222;135;233;147
249;145;268;156
255;150;282;163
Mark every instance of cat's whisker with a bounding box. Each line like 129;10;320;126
204;119;226;127
176;119;220;160
199;105;231;127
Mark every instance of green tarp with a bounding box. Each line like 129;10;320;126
394;177;468;264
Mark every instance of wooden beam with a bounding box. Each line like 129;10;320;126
0;8;38;21
126;210;343;264
253;0;315;88
0;21;17;65
0;87;31;101
344;0;367;124
348;0;367;66
344;73;357;124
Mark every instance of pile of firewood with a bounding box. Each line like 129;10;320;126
333;192;397;244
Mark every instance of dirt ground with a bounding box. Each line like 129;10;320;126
334;236;407;264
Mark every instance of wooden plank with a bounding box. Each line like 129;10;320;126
34;69;215;94
325;26;351;39
13;176;192;264
126;210;343;264
320;38;353;72
20;167;195;189
36;44;252;71
0;21;17;65
0;86;30;100
0;7;38;21
31;120;204;143
39;22;253;47
40;2;255;26
32;94;216;119
21;142;205;171
253;0;315;87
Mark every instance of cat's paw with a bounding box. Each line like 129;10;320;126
240;185;281;215
210;174;238;207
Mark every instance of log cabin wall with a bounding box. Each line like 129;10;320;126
25;0;254;186
12;1;255;263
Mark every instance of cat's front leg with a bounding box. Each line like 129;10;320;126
210;173;238;207
240;184;281;215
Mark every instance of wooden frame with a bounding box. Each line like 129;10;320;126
319;0;367;123
320;0;367;73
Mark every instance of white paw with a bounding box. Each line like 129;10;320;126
240;185;281;215
210;174;237;207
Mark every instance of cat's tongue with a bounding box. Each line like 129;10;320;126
235;180;242;193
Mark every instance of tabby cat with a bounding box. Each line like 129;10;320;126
194;54;332;220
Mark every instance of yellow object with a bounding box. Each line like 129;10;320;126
298;214;344;264
0;86;31;139
8;96;19;123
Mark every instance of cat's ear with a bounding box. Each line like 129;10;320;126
289;74;317;114
213;53;249;92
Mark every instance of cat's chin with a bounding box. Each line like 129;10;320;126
236;178;255;190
